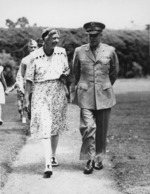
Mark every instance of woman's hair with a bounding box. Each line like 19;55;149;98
36;38;44;47
42;28;60;40
28;39;38;47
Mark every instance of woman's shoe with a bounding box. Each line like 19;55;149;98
0;120;3;125
83;160;94;174
43;165;53;178
51;157;59;167
43;170;53;178
93;161;103;170
22;117;26;124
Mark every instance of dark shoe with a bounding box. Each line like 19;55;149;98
0;120;3;125
83;160;94;174
51;157;59;167
93;161;103;170
43;170;53;178
43;165;53;178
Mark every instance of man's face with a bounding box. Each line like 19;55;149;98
44;32;60;49
88;32;102;47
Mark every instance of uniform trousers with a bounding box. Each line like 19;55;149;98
80;108;111;162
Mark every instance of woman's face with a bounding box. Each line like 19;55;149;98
28;45;38;53
44;32;60;48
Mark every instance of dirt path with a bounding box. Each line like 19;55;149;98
1;105;121;194
1;134;121;194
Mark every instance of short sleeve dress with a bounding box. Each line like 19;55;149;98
26;46;70;139
0;66;5;104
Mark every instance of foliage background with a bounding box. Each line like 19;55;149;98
0;26;149;85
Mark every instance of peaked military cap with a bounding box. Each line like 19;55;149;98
83;22;105;34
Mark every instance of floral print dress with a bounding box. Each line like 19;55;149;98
26;46;70;139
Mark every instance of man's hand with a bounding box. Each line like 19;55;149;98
64;85;69;99
69;84;76;104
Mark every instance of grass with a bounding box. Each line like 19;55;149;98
0;92;27;188
107;91;150;193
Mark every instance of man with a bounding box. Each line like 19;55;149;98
16;39;38;123
70;22;119;174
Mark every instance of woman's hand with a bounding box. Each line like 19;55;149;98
59;74;67;83
24;80;32;112
5;89;9;95
24;98;30;113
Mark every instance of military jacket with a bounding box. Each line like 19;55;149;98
72;43;119;110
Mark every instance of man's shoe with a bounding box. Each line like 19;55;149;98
83;160;94;174
51;157;59;167
93;161;103;170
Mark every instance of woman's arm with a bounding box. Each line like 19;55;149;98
21;62;26;78
1;72;7;91
24;80;32;112
5;82;17;94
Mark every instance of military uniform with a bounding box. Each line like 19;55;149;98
71;22;119;166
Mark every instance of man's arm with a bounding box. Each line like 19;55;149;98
69;47;80;103
109;48;119;85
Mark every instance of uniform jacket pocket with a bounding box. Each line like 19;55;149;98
77;83;88;90
103;82;112;90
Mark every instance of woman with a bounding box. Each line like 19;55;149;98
25;28;70;178
16;39;38;123
0;64;8;125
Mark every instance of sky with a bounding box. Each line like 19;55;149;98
0;0;150;30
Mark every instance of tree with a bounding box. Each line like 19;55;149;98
5;19;16;28
0;50;17;86
146;24;150;59
16;17;29;28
